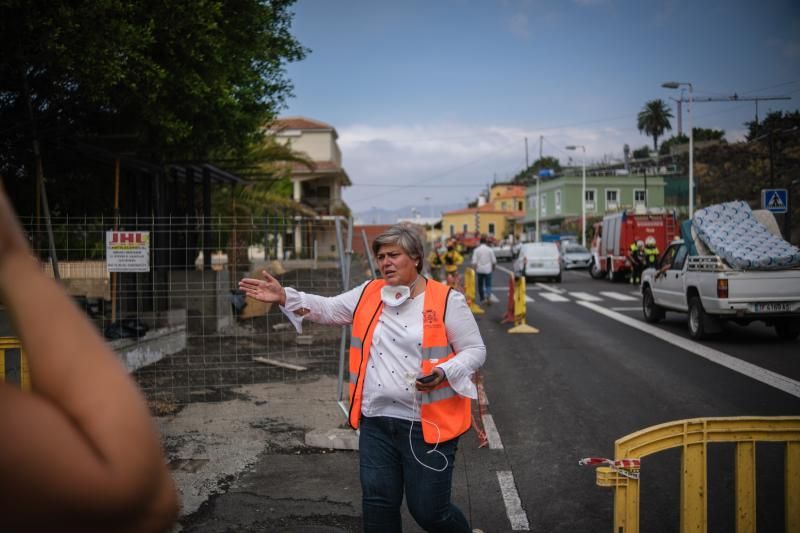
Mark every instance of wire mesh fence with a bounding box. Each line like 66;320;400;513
21;214;372;406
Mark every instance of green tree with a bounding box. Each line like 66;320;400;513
632;145;651;159
637;99;673;151
0;0;308;214
511;157;563;183
659;128;725;155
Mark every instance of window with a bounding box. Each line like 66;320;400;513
488;223;496;235
585;189;596;211
634;189;646;207
671;245;688;270
541;193;548;215
555;190;562;213
528;194;537;210
450;224;455;237
606;189;619;210
518;200;523;211
462;223;468;233
500;201;508;210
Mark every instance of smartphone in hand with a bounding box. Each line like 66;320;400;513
417;373;438;384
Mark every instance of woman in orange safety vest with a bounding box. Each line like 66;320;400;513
239;224;487;533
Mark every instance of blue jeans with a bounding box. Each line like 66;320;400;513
359;416;471;533
476;272;492;302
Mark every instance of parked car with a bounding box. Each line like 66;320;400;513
516;242;562;282
562;243;592;269
490;244;514;262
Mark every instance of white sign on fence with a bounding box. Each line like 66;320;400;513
106;231;151;272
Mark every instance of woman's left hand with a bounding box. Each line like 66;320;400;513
415;367;445;391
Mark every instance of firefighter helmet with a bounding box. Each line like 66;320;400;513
645;236;656;247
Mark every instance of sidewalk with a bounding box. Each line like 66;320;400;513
159;374;485;532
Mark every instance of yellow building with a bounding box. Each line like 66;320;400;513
441;204;523;240
490;184;526;212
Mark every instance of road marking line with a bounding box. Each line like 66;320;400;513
497;266;515;276
525;295;535;303
611;306;642;312
481;414;504;449
600;291;638;301
577;301;800;399
570;291;603;302
540;292;570;302
630;291;641;297
497;471;531;531
535;282;565;294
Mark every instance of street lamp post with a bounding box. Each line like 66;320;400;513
566;145;586;247
662;81;694;218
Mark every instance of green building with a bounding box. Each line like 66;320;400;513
522;173;668;240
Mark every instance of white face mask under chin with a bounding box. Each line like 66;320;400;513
381;275;421;307
381;285;411;307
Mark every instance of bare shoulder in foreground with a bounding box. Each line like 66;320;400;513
0;184;178;532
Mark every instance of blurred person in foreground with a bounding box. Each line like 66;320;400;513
0;184;178;532
239;224;486;533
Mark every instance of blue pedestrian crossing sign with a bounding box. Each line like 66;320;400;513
761;189;788;213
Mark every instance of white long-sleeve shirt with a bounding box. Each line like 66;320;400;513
471;243;497;274
279;280;486;421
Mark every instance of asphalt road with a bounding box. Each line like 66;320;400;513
465;265;800;532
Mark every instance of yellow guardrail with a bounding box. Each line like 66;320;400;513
463;268;484;315
0;337;31;391
587;416;800;533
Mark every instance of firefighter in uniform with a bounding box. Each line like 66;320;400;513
643;236;660;271
628;240;645;284
427;246;445;282
443;243;464;289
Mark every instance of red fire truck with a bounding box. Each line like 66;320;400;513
589;209;679;281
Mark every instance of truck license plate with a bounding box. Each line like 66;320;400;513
754;302;792;313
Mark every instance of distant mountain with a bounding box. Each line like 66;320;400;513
354;203;465;225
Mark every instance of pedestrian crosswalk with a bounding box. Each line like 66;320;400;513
492;286;641;307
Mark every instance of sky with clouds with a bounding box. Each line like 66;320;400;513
282;0;800;214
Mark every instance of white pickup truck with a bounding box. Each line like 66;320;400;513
641;240;800;340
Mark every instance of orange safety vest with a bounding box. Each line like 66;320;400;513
348;278;472;443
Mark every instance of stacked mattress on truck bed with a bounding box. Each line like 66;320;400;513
692;201;800;270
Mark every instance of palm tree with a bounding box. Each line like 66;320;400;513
637;99;674;152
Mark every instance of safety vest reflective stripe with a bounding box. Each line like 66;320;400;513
349;371;358;384
421;386;458;404
422;346;450;359
351;336;362;349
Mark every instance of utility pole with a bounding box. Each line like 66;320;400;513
536;136;543;242
525;137;529;169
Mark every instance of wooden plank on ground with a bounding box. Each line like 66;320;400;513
252;356;307;371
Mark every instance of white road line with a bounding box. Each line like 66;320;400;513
577;301;800;399
525;295;535;303
611;306;642;312
539;292;570;302
535;282;565;294
497;471;531;531
569;291;603;302
600;291;638;301
481;414;504;449
630;291;641;297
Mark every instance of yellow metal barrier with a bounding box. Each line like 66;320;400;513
463;268;484;314
508;276;538;334
589;416;800;533
0;337;31;391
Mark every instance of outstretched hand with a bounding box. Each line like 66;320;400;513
238;270;286;306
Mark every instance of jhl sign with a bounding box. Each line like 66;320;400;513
106;231;150;273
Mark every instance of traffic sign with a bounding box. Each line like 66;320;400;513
538;168;554;178
761;189;788;214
